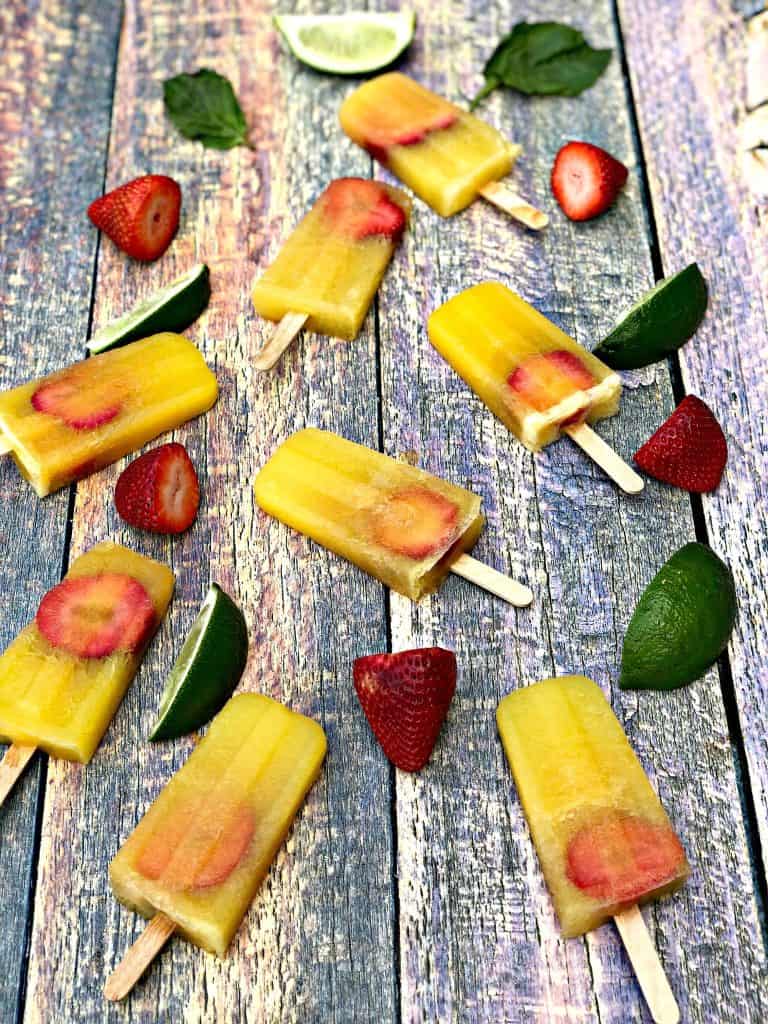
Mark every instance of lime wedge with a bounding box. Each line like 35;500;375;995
593;263;708;370
87;263;211;354
275;12;415;75
149;583;248;741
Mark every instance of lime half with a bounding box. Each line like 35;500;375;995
593;263;708;370
149;583;248;741
275;12;415;75
88;263;211;354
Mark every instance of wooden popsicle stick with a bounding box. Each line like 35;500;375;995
614;904;680;1024
0;743;36;806
479;181;549;230
253;311;309;371
451;553;533;607
564;422;645;494
104;912;177;1001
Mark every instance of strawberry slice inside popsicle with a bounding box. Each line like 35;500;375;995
508;350;596;420
362;108;457;163
566;811;687;903
320;178;406;242
372;486;459;560
32;369;122;430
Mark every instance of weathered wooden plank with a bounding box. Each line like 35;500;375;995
20;1;397;1021
375;0;768;1021
619;0;768;906
0;1;122;1019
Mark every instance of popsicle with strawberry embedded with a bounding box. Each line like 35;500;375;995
0;542;174;806
339;72;547;227
251;177;410;370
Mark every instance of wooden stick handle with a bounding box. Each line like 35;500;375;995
253;311;309;371
565;422;645;494
104;912;177;1001
0;743;36;806
451;553;533;606
479;181;549;230
614;905;680;1024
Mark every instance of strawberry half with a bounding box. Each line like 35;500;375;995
353;647;457;772
32;370;122;430
634;395;727;492
36;573;156;658
115;442;200;534
88;174;181;261
320;178;406;242
508;350;596;417
551;142;628;222
372;486;459;559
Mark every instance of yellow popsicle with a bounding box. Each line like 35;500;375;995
0;542;174;763
109;693;327;956
429;282;622;451
254;428;484;601
252;177;410;340
497;676;689;937
339;73;520;216
0;333;218;496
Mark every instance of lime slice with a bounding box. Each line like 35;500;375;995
149;583;248;741
593;263;708;370
274;12;415;75
87;263;211;354
619;542;736;691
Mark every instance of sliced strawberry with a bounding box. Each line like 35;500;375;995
36;573;156;658
115;443;200;534
566;811;687;903
634;395;727;492
353;647;457;772
371;485;459;560
320;178;406;242
508;350;596;417
551;141;628;222
363;109;457;163
87;174;181;261
137;801;254;890
32;370;122;430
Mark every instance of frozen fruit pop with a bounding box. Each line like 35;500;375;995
497;676;688;1022
339;73;546;226
254;427;532;606
428;283;643;493
0;333;218;496
0;542;174;803
252;177;410;369
105;693;326;998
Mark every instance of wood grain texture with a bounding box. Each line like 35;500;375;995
619;0;768;903
373;0;768;1021
0;0;121;1017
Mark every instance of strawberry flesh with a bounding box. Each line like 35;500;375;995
634;395;727;492
551;141;628;222
508;350;596;418
362;110;457;164
36;573;156;658
115;442;200;534
353;647;457;772
372;485;459;559
32;370;122;430
320;178;406;242
566;811;687;903
88;174;181;261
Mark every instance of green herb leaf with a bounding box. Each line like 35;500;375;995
163;69;249;150
471;22;611;108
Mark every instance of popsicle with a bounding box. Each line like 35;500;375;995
428;282;643;493
497;675;688;1023
252;177;410;370
0;333;218;496
105;693;326;999
254;427;532;606
0;542;174;805
339;72;547;226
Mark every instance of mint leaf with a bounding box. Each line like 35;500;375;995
163;69;249;150
471;22;611;108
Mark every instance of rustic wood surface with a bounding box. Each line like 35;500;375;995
0;1;766;1022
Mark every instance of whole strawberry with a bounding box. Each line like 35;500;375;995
115;442;200;533
551;141;628;221
634;395;727;492
353;647;457;772
88;174;181;261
